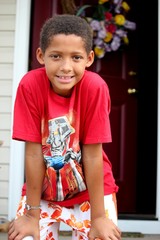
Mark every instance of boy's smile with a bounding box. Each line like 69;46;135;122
37;34;94;97
55;75;74;84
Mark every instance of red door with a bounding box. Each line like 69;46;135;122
30;0;158;217
95;49;138;213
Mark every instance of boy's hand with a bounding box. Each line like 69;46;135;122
8;214;40;240
89;216;121;240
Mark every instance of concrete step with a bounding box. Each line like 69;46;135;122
1;232;160;240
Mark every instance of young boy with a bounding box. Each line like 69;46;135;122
8;14;121;240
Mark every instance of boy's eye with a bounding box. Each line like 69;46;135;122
50;54;61;59
72;56;82;61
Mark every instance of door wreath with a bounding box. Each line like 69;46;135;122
61;0;136;58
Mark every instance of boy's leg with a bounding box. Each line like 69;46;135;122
104;193;118;225
40;219;60;240
71;229;87;240
59;193;118;240
15;193;118;240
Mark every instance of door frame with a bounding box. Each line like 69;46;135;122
9;0;160;233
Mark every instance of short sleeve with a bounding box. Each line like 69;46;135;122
81;74;112;144
12;75;42;143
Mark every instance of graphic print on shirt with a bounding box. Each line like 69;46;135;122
42;116;86;201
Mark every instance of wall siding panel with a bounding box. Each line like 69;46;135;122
0;16;15;30
0;97;12;113
0;182;9;198
0;148;10;163
0;1;16;14
0;64;13;79
0;32;15;46
0;0;16;218
0;165;9;181
0;130;11;147
0;199;8;215
0;113;11;129
0;80;12;96
0;47;14;63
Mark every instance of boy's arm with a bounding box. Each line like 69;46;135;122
82;143;121;240
25;141;46;218
8;141;46;240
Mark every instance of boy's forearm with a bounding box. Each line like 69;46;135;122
85;159;106;220
25;142;46;218
82;144;106;220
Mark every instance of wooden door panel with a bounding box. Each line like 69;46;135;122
103;96;138;213
91;45;138;213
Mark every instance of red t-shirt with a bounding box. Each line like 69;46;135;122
12;67;118;207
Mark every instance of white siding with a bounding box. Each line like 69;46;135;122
0;0;16;219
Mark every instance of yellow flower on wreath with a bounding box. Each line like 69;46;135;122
114;14;126;26
123;36;129;44
94;46;105;58
99;0;109;4
121;1;130;11
104;32;113;43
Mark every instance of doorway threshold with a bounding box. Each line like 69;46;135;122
118;214;158;221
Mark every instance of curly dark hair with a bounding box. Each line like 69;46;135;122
39;14;93;54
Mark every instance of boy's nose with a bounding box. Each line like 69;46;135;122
60;60;72;73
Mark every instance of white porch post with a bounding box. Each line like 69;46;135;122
8;0;31;220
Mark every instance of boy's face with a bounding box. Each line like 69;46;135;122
37;34;94;97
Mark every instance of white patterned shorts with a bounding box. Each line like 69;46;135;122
16;193;118;240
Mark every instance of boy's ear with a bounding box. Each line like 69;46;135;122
86;50;95;68
36;48;45;65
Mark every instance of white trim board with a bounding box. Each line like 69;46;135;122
8;0;31;220
118;220;160;234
